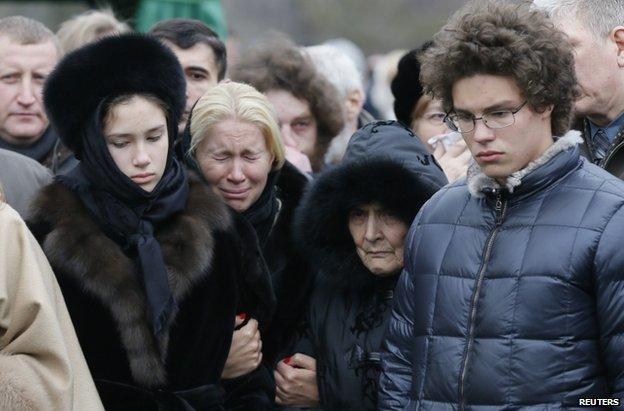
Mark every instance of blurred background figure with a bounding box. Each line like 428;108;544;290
391;43;471;182
149;18;227;137
368;49;405;121
56;7;130;55
231;36;344;173
135;0;227;38
305;44;375;166
322;37;381;118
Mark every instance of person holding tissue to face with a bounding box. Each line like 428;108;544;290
392;42;471;182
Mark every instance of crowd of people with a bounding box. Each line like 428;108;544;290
0;0;622;410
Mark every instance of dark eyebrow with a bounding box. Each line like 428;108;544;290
186;66;210;76
292;116;313;123
105;133;131;139
147;125;165;133
454;100;519;114
106;125;165;139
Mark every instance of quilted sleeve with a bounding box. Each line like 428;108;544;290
378;221;419;410
594;202;624;404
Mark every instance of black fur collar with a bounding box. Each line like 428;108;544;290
30;173;231;388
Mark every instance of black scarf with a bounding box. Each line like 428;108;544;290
57;102;188;337
0;127;57;162
241;169;281;246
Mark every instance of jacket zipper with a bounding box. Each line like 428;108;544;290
458;192;507;410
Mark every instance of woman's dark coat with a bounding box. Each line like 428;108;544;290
259;161;313;365
179;103;311;367
29;175;275;410
293;121;447;410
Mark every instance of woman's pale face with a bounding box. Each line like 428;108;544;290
411;97;450;150
103;95;169;192
196;118;275;212
348;203;408;276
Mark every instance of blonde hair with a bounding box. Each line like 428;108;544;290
189;82;285;169
57;8;130;55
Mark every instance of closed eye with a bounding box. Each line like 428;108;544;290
111;141;128;148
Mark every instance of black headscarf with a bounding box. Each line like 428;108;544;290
57;99;188;336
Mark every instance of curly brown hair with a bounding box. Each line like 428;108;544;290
420;0;579;137
230;35;344;171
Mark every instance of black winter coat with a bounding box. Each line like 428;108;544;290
260;161;314;365
579;118;624;179
294;121;447;410
304;278;396;410
29;175;275;410
380;132;624;409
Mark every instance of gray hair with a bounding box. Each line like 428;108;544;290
533;0;624;38
57;8;130;55
0;16;61;54
305;44;364;98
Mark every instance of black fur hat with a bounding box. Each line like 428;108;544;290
391;41;432;127
43;33;185;157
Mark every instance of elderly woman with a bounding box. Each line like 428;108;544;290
275;121;448;409
29;34;274;410
186;82;313;376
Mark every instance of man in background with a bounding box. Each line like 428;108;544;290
149;18;227;135
534;0;624;177
0;16;75;174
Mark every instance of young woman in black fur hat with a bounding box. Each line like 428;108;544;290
276;121;447;409
29;33;275;410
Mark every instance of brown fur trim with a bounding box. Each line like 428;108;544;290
30;174;231;388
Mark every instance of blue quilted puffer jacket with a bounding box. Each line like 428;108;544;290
379;132;624;410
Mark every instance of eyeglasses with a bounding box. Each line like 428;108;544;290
444;100;528;134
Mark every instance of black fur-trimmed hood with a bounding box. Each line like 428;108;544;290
294;121;446;291
43;33;185;157
295;159;440;291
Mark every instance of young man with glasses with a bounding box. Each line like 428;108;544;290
379;1;624;409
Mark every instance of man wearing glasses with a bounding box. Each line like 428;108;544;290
379;1;624;410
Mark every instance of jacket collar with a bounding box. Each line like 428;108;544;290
467;130;583;199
